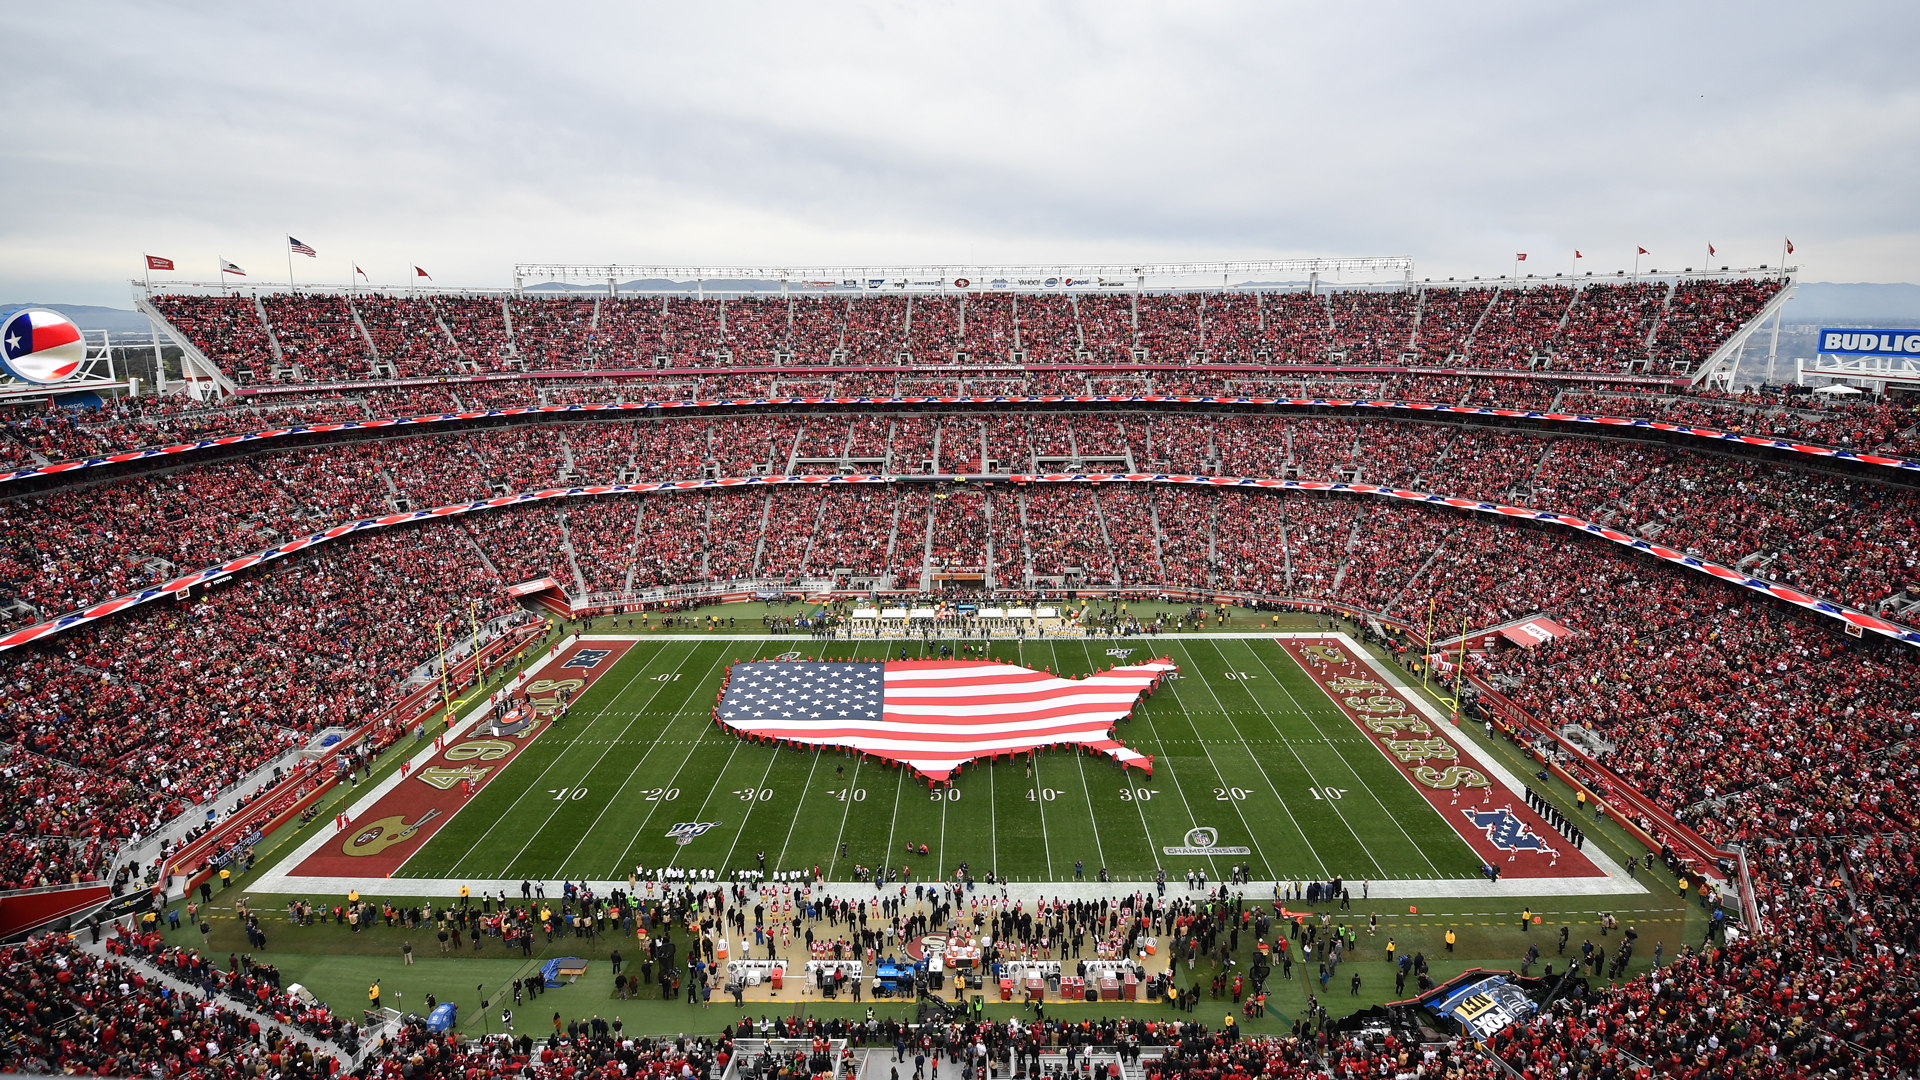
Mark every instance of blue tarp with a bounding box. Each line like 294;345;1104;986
426;1003;458;1032
540;957;587;987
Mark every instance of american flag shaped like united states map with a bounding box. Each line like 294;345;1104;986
713;658;1176;781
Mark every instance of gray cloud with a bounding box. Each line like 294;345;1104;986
2;1;1915;306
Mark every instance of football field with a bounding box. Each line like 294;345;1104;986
394;634;1497;886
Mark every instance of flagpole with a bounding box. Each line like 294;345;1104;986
143;254;150;292
287;237;295;292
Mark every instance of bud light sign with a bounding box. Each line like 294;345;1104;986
1819;328;1920;356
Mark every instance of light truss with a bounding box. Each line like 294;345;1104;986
513;258;1415;282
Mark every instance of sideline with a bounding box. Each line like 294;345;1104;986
244;632;1650;901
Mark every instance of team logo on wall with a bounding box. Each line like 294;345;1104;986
667;820;722;845
1461;807;1557;855
0;308;86;384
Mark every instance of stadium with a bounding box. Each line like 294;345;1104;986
4;252;1919;1080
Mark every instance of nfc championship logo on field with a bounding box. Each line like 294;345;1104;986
667;820;722;845
1461;807;1557;856
1106;649;1135;659
1163;825;1251;856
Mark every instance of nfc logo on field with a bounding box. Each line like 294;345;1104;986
1461;807;1557;855
1819;328;1920;356
562;649;612;669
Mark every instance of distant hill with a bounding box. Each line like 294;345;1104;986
0;303;156;334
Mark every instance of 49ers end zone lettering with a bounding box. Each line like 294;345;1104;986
292;639;633;878
1280;637;1603;879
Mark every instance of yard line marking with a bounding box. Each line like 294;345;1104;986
600;644;747;876
826;754;865;881
1185;637;1366;879
1235;638;1441;879
512;646;727;878
548;644;735;874
437;640;669;877
1029;741;1056;880
1071;750;1108;875
881;754;908;864
987;753;998;879
775;746;828;871
711;744;785;873
1095;640;1219;880
1148;639;1303;881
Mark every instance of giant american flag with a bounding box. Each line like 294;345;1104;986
714;658;1176;781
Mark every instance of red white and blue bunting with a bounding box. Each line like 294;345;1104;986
2;470;1915;654
3;395;1914;486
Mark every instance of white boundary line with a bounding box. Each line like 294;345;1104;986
248;632;1648;900
247;635;585;895
1230;637;1440;879
1338;634;1643;893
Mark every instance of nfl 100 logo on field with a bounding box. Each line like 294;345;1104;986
1163;826;1250;856
667;821;722;845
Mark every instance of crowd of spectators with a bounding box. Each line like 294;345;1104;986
1328;290;1416;362
1467;285;1571;368
0;522;512;887
1022;486;1116;583
135;279;1797;405
1489;827;1920;1077
1547;282;1665;373
0;931;343;1076
261;293;376;382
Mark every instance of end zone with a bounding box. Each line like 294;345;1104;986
266;637;634;885
1283;634;1645;896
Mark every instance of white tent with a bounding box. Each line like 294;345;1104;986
1812;384;1865;396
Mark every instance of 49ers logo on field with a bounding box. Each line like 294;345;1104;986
903;933;949;962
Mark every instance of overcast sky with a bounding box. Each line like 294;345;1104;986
3;2;1916;306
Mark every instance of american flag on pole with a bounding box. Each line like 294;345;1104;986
715;658;1174;781
289;237;317;257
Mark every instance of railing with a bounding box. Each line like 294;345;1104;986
1466;673;1758;924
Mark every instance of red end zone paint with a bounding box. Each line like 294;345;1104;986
293;639;633;878
1278;638;1602;879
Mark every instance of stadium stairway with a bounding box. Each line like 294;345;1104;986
75;929;381;1070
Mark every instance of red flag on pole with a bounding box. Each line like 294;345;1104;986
355;266;369;279
1709;244;1716;256
1785;239;1794;254
1574;251;1582;259
1516;253;1527;261
1636;247;1649;255
414;266;432;280
145;255;174;271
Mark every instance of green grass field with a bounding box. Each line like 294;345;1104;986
402;635;1487;885
196;616;1701;1035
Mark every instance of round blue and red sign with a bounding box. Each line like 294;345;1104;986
0;308;86;384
